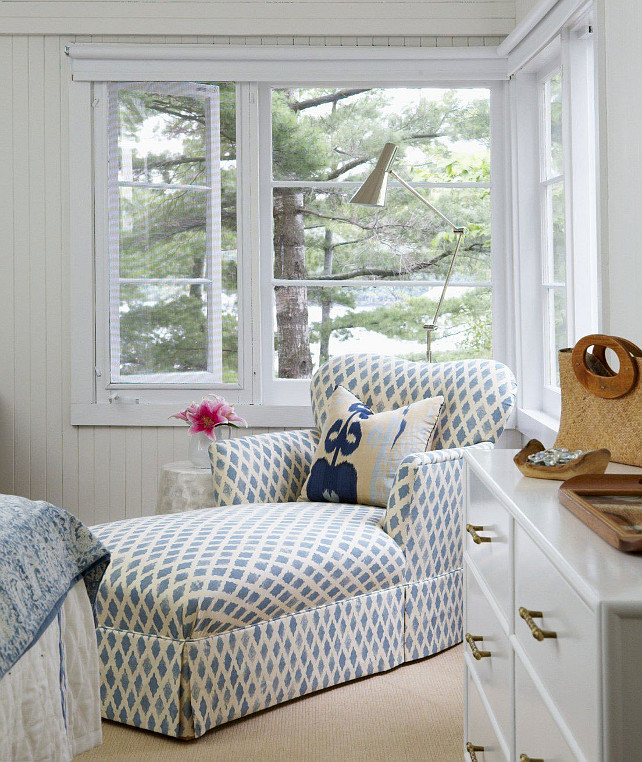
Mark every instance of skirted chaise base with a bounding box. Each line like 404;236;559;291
95;572;462;739
92;503;463;739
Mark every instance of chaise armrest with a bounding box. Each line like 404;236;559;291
210;429;321;506
383;442;493;583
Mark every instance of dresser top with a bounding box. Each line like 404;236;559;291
465;449;642;606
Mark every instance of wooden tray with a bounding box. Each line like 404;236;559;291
559;475;642;552
514;439;611;481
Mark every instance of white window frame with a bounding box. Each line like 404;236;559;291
68;45;511;426
511;9;599;437
259;81;504;407
97;81;250;396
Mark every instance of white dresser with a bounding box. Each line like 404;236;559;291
463;449;642;762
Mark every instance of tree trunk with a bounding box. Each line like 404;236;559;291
319;228;334;365
273;188;312;378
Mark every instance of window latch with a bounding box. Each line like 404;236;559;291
109;394;140;405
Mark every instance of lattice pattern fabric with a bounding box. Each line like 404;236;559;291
385;443;493;583
404;571;463;661
210;429;320;506
93;502;405;640
93;354;516;738
96;587;404;738
310;354;516;450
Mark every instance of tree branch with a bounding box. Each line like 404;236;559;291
290;89;370;112
325;157;370;181
305;251;452;280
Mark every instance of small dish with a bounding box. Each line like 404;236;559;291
514;439;611;481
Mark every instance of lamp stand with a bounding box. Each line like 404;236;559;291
424;323;437;363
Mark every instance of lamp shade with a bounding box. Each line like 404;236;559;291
350;142;399;207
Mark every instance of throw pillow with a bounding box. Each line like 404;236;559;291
302;385;444;507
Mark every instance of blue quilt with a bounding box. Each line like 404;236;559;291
0;495;110;679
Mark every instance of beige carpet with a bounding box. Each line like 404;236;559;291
77;644;463;762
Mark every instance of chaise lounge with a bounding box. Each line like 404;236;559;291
92;354;516;738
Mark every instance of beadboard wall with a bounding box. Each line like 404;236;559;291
0;2;515;37
0;34;506;525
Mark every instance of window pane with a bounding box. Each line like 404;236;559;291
273;285;492;379
545;286;567;386
116;85;212;186
272;87;490;183
551;181;566;282
119;187;208;279
116;283;238;383
118;283;208;378
109;83;239;386
550;73;563;176
273;186;490;283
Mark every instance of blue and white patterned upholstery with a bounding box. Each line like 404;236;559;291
94;503;405;639
310;354;516;450
94;354;516;737
210;429;320;506
384;442;492;583
97;587;404;738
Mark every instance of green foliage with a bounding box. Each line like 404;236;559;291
117;83;493;381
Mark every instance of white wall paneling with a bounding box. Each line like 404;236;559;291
0;2;515;37
596;0;642;347
1;33;510;524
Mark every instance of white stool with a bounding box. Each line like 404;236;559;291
156;461;217;515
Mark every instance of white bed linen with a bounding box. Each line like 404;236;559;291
0;580;102;761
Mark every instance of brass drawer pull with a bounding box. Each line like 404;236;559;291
465;633;491;659
520;755;544;762
466;524;492;544
519;607;557;641
466;742;484;761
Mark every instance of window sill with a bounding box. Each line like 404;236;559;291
71;403;315;429
516;407;559;446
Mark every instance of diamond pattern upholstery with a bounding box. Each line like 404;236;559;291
404;570;463;661
210;429;320;506
384;442;493;583
93;502;405;640
93;354;516;738
310;354;516;450
96;587;403;738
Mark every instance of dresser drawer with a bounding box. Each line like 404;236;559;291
465;567;511;744
514;524;597;761
515;656;578;761
465;668;508;762
466;469;511;620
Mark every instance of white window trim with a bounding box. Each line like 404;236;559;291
68;45;511;426
510;5;599;429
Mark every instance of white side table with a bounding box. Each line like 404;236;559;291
156;461;217;515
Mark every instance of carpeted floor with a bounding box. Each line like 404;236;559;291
77;644;463;761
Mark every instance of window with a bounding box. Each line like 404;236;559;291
539;71;567;387
102;81;245;393
266;87;493;405
68;46;508;424
512;14;598;426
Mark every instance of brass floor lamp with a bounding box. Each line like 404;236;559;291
350;142;465;362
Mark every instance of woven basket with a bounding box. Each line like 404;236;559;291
555;334;642;467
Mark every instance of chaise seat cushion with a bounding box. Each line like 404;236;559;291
92;502;405;642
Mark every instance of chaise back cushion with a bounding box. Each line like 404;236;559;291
310;354;517;451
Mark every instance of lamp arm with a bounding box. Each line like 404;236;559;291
388;169;463;232
430;228;464;325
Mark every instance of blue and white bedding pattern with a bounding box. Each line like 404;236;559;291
0;495;110;679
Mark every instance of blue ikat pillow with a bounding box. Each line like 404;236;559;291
302;385;444;507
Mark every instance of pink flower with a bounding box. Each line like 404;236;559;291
169;402;199;422
183;395;247;439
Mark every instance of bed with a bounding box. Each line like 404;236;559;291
0;495;110;761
